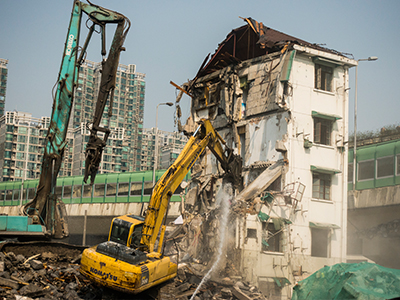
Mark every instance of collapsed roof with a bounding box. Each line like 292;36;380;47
195;17;349;79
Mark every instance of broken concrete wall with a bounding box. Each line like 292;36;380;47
189;52;289;128
243;114;288;167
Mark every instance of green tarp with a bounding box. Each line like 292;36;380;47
258;211;270;222
292;262;400;300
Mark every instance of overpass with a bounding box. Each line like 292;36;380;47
0;170;187;245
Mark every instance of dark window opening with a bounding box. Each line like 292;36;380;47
247;228;257;238
311;228;329;257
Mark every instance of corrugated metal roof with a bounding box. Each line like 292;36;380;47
195;17;351;79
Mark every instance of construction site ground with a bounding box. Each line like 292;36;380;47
0;240;266;300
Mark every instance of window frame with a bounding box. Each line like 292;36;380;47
376;155;394;179
313;117;332;146
314;63;334;92
311;227;331;258
262;221;283;253
357;159;375;182
312;172;331;201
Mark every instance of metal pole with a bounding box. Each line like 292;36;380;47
152;104;160;186
353;63;358;193
83;209;87;246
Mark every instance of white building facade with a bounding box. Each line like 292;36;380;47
180;18;357;299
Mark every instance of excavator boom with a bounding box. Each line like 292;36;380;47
140;119;242;252
23;1;130;238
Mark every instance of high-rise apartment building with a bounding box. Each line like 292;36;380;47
0;59;8;116
0;111;50;181
71;123;125;176
159;131;188;169
71;60;145;173
0;59;187;182
141;128;187;171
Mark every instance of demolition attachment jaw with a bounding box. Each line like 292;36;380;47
83;127;110;185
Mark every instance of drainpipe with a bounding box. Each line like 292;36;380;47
340;67;349;262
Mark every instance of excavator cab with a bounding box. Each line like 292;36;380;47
108;214;144;247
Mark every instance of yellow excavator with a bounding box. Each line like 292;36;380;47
80;119;242;294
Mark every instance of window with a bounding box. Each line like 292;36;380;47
262;222;283;252
27;188;36;200
247;228;257;239
18;127;27;134
83;185;92;198
311;228;330;257
315;64;333;92
314;117;332;145
15;169;23;178
130;224;143;248
17;135;26;143
54;186;62;198
29;137;39;144
377;156;394;178
13;190;20;201
4;142;12;150
29;145;38;152
63;186;72;199
312;173;331;200
94;184;105;197
358;160;374;181
27;162;36;170
109;222;134;247
130;182;143;196
118;182;129;196
16;152;26;160
72;185;81;198
17;144;25;151
106;183;117;197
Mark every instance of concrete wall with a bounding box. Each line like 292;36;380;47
349;186;400;209
3;202;182;218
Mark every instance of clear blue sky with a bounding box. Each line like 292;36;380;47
0;0;398;134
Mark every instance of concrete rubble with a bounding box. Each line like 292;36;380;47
165;264;267;300
0;242;95;300
0;235;269;300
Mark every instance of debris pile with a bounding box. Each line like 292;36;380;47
0;240;269;300
163;264;267;300
0;242;99;300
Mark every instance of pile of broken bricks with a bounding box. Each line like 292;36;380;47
0;250;97;300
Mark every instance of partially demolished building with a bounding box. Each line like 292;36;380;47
174;18;357;299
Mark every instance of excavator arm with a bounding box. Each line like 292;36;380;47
83;4;130;184
140;119;242;253
23;1;130;238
